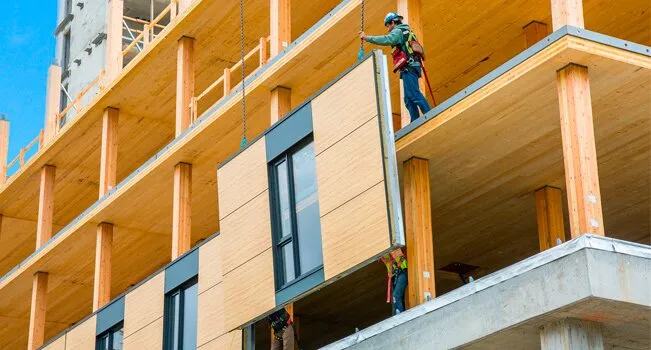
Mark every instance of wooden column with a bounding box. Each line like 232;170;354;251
397;0;426;130
270;86;291;124
550;0;584;31
176;36;195;136
172;163;192;259
0;118;9;185
43;65;62;144
403;157;435;307
541;318;604;349
100;108;119;197
105;0;124;83
557;64;604;237
93;223;113;310
536;186;565;251
27;272;48;350
523;21;548;48
270;0;291;57
36;165;56;248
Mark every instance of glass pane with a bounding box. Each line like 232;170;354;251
171;292;181;350
275;160;292;239
182;282;198;350
282;243;296;283
292;142;323;273
111;327;123;350
97;334;109;350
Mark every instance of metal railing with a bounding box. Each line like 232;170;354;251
191;36;270;122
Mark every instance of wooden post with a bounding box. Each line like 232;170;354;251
223;68;231;96
27;272;48;350
178;0;192;13
397;0;426;130
541;318;604;349
259;37;268;66
170;0;178;19
523;21;548;48
403;157;435;307
270;0;291;57
100;108;119;197
93;223;113;311
43;65;62;144
557;64;604;237
550;0;584;31
0;118;9;185
270;86;291;125
176;36;195;136
535;186;565;251
106;0;124;83
172;163;192;259
36;166;56;248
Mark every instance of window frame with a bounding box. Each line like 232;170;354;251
95;321;123;350
269;135;322;290
163;276;198;350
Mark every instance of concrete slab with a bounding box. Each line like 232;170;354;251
323;235;651;350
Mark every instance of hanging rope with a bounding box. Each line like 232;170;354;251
239;0;248;148
357;0;365;60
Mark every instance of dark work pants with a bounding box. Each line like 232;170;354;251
271;324;296;350
392;269;408;314
401;66;431;122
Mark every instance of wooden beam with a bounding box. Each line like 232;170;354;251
550;0;584;31
397;0;426;130
99;108;119;197
176;36;195;136
270;86;291;124
0;118;9;185
536;186;566;251
172;162;192;259
43;65;62;144
36;165;56;248
27;272;48;350
523;21;548;48
93;223;113;311
270;0;291;57
403;157;436;307
556;64;604;237
105;0;124;82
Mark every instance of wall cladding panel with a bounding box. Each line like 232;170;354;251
123;272;164;338
64;315;96;350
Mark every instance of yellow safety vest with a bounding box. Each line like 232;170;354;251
380;248;407;277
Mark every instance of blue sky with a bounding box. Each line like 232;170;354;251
0;2;57;164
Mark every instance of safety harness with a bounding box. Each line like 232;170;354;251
391;28;437;106
380;248;408;303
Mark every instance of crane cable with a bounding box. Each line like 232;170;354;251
239;0;248;148
357;0;365;60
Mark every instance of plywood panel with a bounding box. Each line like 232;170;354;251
219;191;272;275
124;272;164;338
218;140;268;220
311;59;378;155
123;317;163;350
41;335;66;350
197;283;225;347
65;315;96;350
199;235;223;294
198;331;242;350
223;249;275;331
315;118;385;216
321;182;391;280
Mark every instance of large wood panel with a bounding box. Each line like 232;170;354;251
123;317;164;350
198;235;223;294
197;282;226;347
41;335;66;350
64;315;96;350
124;272;164;338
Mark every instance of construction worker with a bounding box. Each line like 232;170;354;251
268;308;297;350
380;248;408;314
359;12;431;122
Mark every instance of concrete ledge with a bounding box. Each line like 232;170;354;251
323;235;651;349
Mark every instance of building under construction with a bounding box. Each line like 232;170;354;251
0;0;649;349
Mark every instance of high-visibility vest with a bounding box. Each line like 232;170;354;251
380;248;407;277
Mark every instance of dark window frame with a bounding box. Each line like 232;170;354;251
163;276;198;350
268;135;322;290
95;321;124;350
62;30;72;74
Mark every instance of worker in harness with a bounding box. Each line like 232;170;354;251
359;12;432;122
380;248;408;314
268;308;297;350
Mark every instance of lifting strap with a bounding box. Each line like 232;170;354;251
239;0;248;148
419;58;437;107
357;0;365;60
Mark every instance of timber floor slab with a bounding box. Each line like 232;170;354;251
396;36;650;286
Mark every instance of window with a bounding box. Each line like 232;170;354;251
62;31;71;73
163;277;198;350
96;322;123;350
65;0;73;15
269;136;323;289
